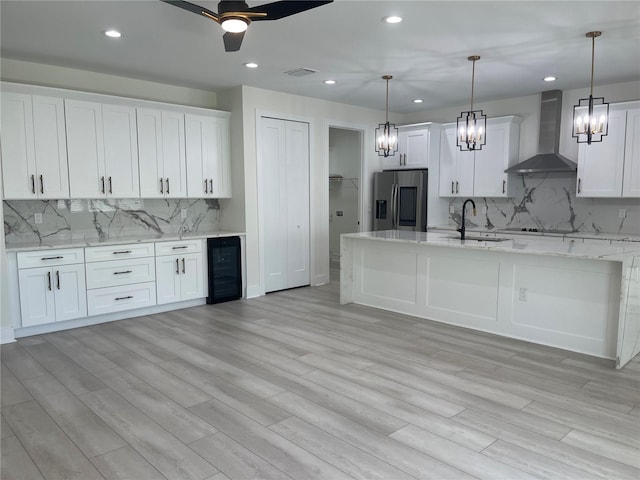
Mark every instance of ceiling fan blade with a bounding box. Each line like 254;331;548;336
247;0;333;21
160;0;219;22
223;31;245;52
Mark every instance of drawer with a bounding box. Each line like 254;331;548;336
87;282;156;316
86;257;156;289
155;239;202;256
18;248;85;269
85;243;155;263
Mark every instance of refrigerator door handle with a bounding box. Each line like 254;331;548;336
391;184;398;229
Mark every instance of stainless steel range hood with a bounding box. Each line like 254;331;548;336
505;90;577;174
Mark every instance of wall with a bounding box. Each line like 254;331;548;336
402;81;640;233
4;199;221;246
1;58;218;108
232;85;397;297
329;128;361;262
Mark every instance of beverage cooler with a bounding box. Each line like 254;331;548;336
206;236;242;304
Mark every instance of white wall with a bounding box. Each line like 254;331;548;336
232;85;395;297
1;58;218;108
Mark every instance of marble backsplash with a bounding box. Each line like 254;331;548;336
449;173;640;234
4;198;221;245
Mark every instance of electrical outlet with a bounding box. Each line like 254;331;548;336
34;213;43;224
336;211;343;216
481;206;488;215
181;209;187;219
619;209;626;219
449;205;455;214
519;288;527;302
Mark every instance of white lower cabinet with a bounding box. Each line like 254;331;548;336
17;250;87;327
155;241;205;305
85;243;157;316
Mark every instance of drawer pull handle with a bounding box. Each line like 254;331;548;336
204;178;208;194
31;175;36;194
172;246;188;250
209;179;213;192
160;178;164;194
113;270;132;275
456;181;459;194
182;257;186;274
41;256;64;261
47;271;52;291
502;179;506;194
56;270;60;290
176;258;180;274
40;175;44;194
108;176;113;194
113;250;132;255
101;176;106;194
115;296;133;301
166;178;170;195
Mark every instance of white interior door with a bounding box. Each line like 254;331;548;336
261;117;310;293
285;121;310;288
262;118;288;293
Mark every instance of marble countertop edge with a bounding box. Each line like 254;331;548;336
343;231;640;261
4;231;246;252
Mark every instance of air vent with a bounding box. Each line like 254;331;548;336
284;68;318;77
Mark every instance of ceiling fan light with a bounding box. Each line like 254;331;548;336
221;17;248;33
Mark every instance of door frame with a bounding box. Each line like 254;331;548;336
324;120;366;272
256;110;313;296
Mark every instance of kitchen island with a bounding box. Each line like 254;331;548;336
340;230;640;368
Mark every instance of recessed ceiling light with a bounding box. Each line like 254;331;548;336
324;80;336;85
413;99;424;104
104;29;122;38
383;16;402;24
543;76;557;82
244;62;259;69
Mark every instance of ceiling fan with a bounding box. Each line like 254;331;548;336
161;0;333;52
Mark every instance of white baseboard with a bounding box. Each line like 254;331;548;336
0;327;16;344
246;284;263;299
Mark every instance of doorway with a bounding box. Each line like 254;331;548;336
328;127;362;267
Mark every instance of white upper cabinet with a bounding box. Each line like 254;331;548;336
185;113;231;198
1;93;69;199
137;108;187;198
382;124;438;170
439;116;520;198
577;101;639;198
66;99;139;198
622;104;640;197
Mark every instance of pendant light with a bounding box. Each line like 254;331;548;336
375;75;398;157
457;55;487;151
572;31;609;145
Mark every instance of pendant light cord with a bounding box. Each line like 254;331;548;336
470;58;475;111
385;78;389;123
590;34;595;97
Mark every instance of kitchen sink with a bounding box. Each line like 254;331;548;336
448;235;510;242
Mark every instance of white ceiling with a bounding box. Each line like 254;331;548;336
1;1;639;113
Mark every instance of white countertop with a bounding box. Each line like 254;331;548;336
343;230;640;261
429;225;640;242
5;231;245;252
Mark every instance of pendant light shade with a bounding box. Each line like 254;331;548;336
375;75;398;157
572;31;609;145
457;55;487;151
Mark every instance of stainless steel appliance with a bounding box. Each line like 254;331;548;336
373;169;428;231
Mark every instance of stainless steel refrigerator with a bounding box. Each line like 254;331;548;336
373;169;428;231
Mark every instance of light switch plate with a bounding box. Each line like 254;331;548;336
619;209;626;218
34;213;43;224
181;209;188;219
449;206;455;214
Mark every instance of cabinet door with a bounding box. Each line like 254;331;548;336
473;122;508;197
161;111;187;198
102;104;139;198
403;129;430;169
66;99;106;198
18;267;55;327
577;107;627;197
439;127;457;197
1;92;37;199
211;116;231;197
455;150;475;197
179;253;204;301
622;105;640;197
54;264;87;322
185;114;209;197
137;108;165;198
155;255;181;304
285;121;310;289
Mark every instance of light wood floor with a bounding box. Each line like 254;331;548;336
2;265;640;480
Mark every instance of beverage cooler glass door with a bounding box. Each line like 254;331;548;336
396;170;427;231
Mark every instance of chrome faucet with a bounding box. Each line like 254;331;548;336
457;199;476;240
